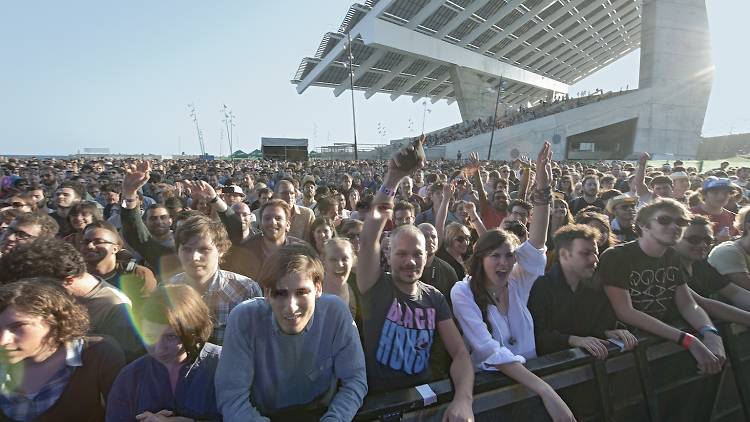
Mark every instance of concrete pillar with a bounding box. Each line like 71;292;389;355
635;0;713;158
449;65;498;122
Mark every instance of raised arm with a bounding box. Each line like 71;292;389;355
184;180;243;244
528;142;552;249
466;152;490;214
463;201;487;237
633;152;651;197
435;181;455;247
357;139;425;294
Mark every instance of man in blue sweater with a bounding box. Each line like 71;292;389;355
215;243;367;421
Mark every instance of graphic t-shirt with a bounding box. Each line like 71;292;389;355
360;272;452;393
594;241;686;323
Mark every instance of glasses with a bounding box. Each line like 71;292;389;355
684;235;713;246
3;227;37;241
455;236;469;243
10;202;27;208
653;215;690;227
80;238;118;247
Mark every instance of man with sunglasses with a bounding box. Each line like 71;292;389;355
595;198;726;379
607;194;638;242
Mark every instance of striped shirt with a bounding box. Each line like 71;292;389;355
0;339;83;422
170;270;262;344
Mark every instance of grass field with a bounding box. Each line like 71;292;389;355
645;156;750;172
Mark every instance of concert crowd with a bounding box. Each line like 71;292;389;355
0;144;749;421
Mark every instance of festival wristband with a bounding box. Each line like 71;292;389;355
379;185;397;197
209;195;220;204
699;325;720;338
678;333;695;349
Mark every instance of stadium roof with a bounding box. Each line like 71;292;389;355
293;0;641;105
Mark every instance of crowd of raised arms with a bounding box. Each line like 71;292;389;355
0;143;749;422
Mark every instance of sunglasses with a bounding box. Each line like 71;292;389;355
653;215;690;227
684;235;713;246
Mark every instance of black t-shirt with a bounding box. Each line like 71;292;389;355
594;241;686;323
436;248;465;281
420;256;459;303
360;271;452;393
569;196;606;215
683;259;730;298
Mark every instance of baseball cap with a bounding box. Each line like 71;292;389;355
702;176;739;192
302;175;316;186
669;171;689;181
222;185;245;196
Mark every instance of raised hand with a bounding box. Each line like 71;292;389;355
122;160;152;197
533;141;553;190
388;135;426;180
465;151;481;176
639;152;650;167
183;180;217;202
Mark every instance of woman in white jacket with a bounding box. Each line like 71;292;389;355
451;142;576;422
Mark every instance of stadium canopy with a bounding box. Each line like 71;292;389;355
293;0;641;110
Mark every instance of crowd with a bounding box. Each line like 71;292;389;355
0;143;749;421
421;89;629;147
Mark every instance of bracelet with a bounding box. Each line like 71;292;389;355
699;325;720;338
679;332;695;349
379;185;397;197
209;195;220;204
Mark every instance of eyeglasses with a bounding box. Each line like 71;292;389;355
455;236;469;243
10;202;27;208
3;227;37;241
80;238;118;247
684;235;713;246
653;215;690;227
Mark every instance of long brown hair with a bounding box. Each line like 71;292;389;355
465;229;520;332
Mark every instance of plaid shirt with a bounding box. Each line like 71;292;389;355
0;339;83;421
170;270;262;344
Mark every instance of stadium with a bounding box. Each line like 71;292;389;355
293;0;713;161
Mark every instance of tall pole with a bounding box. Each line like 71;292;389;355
347;32;359;160
487;77;503;161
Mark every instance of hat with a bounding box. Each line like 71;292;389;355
606;194;638;214
301;175;316;186
702;177;739;192
670;171;689;180
223;185;245;196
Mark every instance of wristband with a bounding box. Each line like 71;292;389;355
699;325;720;338
679;333;695;349
378;185;397;197
209;195;220;204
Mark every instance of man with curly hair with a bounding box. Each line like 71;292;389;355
0;238;144;361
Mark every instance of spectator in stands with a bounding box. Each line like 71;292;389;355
0;212;58;257
346;188;360;213
106;285;221;422
356;142;475;420
670;171;691;203
505;199;533;227
529;224;637;358
451;142;575;421
216;243;367;420
273;179;315;240
692;177;741;242
0;280;125;422
169;214;262;345
231;202;256;242
64;201;104;247
79;221;157;311
0;238;144;361
708;206;750;291
676;215;750;315
596;199;725;379
297;175;317;210
220;184;245;206
397;176;424;215
569;175;604;215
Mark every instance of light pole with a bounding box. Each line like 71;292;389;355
487;77;505;161
221;104;236;161
347;32;359;160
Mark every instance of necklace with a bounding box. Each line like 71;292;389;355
487;286;516;346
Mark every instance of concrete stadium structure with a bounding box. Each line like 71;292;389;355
293;0;713;160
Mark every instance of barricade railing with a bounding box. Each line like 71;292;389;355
352;322;750;421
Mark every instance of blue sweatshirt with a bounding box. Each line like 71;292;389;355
215;295;367;421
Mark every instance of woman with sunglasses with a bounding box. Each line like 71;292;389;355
450;143;574;421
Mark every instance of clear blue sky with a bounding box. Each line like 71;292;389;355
1;0;747;156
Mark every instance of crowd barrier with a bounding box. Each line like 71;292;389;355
351;322;750;422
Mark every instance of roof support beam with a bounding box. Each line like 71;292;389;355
359;17;569;94
457;0;527;47
433;1;488;40
364;57;414;98
493;1;582;59
478;1;558;55
411;73;450;102
333;50;386;96
390;63;441;100
431;84;454;103
405;0;446;30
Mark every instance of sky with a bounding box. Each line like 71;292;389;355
1;0;747;156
